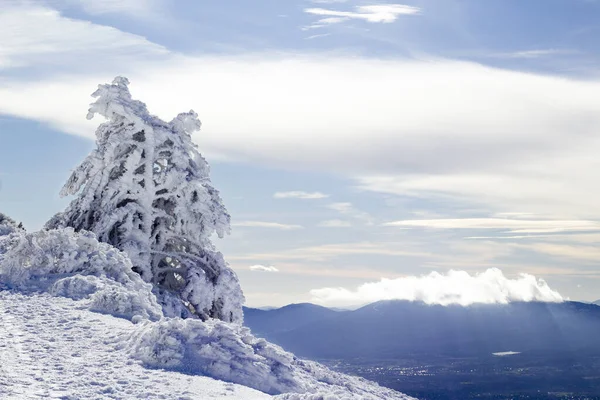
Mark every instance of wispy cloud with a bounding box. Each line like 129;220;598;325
305;4;420;25
274;191;329;199
305;33;332;40
63;0;162;16
317;219;352;228
4;7;600;223
0;4;167;70
249;265;279;272
383;218;600;233
310;268;564;307
512;242;600;263
493;49;574;59
327;202;373;224
232;221;303;230
228;242;434;263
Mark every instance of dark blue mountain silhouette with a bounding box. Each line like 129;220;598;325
243;303;342;336
244;300;600;359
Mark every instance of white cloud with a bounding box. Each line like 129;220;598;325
383;218;600;233
0;4;167;69
317;219;352;228
274;191;329;199
305;4;420;24
3;7;600;220
232;221;303;230
310;268;564;307
249;265;279;272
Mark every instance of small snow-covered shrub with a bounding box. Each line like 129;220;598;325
0;228;162;321
128;318;414;399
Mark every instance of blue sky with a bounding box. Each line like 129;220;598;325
2;0;600;307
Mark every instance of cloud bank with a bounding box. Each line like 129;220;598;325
4;4;600;220
310;268;564;307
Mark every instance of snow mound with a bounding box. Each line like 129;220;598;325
0;291;269;399
129;317;414;399
0;228;162;321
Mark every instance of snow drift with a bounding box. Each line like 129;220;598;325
129;317;410;399
0;227;162;321
0;291;271;400
311;268;564;307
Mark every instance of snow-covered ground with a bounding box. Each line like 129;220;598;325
0;227;415;399
0;291;270;400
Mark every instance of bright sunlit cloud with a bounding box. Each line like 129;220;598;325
305;4;420;24
310;268;564;307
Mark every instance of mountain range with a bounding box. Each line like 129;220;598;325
244;300;600;359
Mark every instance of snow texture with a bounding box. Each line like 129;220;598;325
46;77;243;322
0;227;162;321
0;291;270;400
129;317;414;399
0;229;413;399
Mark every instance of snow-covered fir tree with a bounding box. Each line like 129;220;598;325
47;77;244;322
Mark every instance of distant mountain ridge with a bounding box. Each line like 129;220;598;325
244;300;600;359
243;303;343;336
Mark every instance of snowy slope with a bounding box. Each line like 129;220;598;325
0;291;270;400
0;227;414;399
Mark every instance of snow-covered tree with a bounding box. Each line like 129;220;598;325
47;77;243;322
